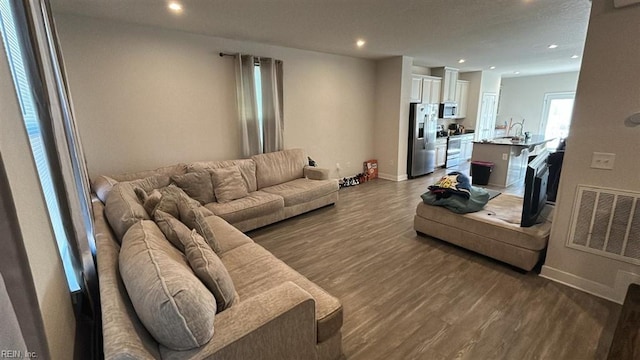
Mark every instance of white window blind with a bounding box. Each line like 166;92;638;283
0;0;80;291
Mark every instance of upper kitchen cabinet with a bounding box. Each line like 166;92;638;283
410;75;423;103
455;80;469;119
431;67;459;103
410;75;441;104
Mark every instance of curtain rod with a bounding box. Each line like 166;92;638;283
219;52;282;63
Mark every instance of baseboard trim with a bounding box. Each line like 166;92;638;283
378;173;408;182
540;265;623;304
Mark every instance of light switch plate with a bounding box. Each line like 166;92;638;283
591;152;615;170
502;153;508;160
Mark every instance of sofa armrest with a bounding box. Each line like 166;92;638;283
160;282;317;360
304;165;330;180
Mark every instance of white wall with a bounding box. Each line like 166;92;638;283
0;35;75;360
373;57;403;179
55;14;376;179
541;0;640;303
498;72;579;134
459;71;482;130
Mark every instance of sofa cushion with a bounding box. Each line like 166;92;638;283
181;229;237;312
153;210;191;252
223;249;342;342
109;163;188;183
119;221;217;351
201;215;254;254
188;159;257;193
171;172;214;205
105;175;170;241
261;178;339;207
92;175;118;203
210;166;249;203
204;191;284;225
252;149;306;189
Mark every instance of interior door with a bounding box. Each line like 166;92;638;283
477;92;497;140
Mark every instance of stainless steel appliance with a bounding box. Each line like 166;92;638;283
408;103;438;178
446;136;462;168
439;102;458;119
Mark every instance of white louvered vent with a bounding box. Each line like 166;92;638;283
568;185;640;265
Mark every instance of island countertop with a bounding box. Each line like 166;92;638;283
473;135;553;147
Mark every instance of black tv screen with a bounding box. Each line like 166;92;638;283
521;151;549;227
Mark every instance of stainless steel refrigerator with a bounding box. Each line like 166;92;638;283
408;103;438;178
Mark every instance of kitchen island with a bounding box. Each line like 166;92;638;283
471;135;553;187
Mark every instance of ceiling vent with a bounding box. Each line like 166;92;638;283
568;185;640;264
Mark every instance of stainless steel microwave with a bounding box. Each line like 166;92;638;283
439;102;458;119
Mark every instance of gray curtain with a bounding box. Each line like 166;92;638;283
234;54;284;156
235;54;262;157
260;58;284;153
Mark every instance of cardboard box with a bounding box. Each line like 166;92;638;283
363;159;378;179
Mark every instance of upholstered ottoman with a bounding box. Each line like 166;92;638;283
414;193;553;271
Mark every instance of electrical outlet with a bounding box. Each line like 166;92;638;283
502;153;508;161
346;161;351;168
591;152;615;170
336;163;340;170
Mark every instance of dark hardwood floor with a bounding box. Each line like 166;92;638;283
248;164;620;360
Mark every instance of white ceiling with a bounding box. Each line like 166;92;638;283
51;0;592;77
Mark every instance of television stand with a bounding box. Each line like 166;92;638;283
414;193;553;271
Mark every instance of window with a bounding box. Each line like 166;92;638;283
254;63;263;146
540;92;575;150
0;0;80;291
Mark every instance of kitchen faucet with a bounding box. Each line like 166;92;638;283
509;119;525;137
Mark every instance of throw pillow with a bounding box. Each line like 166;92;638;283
153;185;201;218
119;220;217;350
171;172;215;205
179;206;221;254
210;166;249;203
134;187;163;216
153;210;191;252
181;230;238;312
175;192;214;220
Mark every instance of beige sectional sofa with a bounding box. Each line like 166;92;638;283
92;149;343;359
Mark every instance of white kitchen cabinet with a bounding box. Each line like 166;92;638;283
455;80;469;119
431;67;459;103
460;134;473;161
430;78;441;104
412;75;442;104
411;76;423;103
460;134;474;161
435;138;447;167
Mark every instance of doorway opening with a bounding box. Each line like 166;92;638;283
540;92;575;149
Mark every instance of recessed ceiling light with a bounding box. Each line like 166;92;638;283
458;59;466;64
168;2;183;12
489;66;496;70
514;71;520;74
356;39;366;48
571;54;580;59
548;44;558;49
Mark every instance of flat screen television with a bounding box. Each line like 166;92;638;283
521;151;549;227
